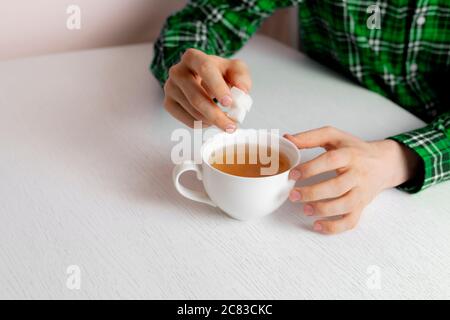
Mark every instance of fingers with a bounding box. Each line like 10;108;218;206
289;149;351;180
291;182;364;234
313;209;362;235
303;189;361;217
166;49;253;131
164;98;197;128
175;68;236;132
182;49;232;106
289;170;356;202
168;82;211;125
284;126;351;149
225;59;252;93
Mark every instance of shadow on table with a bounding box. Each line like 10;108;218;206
127;157;231;220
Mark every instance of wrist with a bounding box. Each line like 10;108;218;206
375;139;421;189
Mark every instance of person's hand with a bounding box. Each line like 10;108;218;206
163;48;252;131
284;126;420;234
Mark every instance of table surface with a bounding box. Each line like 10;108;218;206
0;35;449;299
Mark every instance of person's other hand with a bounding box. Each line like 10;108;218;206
285;126;420;234
164;48;252;131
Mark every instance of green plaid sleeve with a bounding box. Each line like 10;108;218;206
389;112;450;193
150;0;297;86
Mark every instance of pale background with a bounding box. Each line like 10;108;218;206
0;0;298;61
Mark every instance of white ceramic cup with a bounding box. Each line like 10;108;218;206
172;129;300;220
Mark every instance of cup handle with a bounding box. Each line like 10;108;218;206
172;160;216;207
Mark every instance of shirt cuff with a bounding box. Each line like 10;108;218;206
388;116;450;193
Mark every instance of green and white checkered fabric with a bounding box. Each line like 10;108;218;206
151;0;450;193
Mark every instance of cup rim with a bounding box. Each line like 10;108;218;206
201;129;300;180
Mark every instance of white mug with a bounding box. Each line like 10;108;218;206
172;129;301;220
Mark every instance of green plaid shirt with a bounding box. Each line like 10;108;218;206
151;0;450;193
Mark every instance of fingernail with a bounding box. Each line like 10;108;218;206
225;124;236;133
289;190;301;202
303;204;314;216
313;223;323;232
236;85;249;94
220;95;232;107
289;169;301;180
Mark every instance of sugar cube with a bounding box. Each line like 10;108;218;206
230;87;252;111
227;87;253;123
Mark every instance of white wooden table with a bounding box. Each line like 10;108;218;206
0;36;449;299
